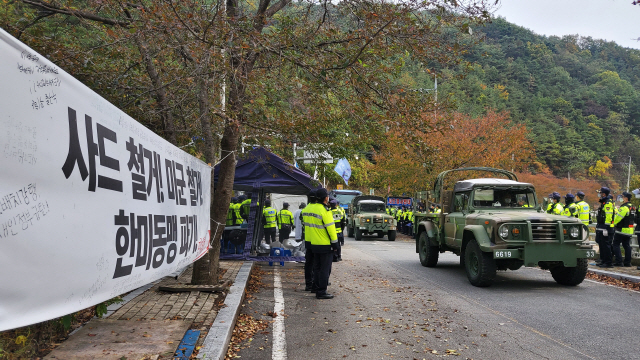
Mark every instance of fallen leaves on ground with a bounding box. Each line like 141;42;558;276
225;314;268;360
586;272;640;292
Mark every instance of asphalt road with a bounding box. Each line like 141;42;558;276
236;234;640;360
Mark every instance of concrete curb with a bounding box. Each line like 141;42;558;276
198;261;254;360
588;268;640;283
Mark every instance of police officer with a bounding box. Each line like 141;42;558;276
337;201;346;248
277;202;294;243
546;193;554;213
562;194;578;217
434;204;442;214
239;194;251;220
575;191;590;225
547;192;564;215
302;192;317;292
596;187;615;268
330;199;345;262
612;192;634;267
226;197;238;226
262;199;277;244
303;188;338;299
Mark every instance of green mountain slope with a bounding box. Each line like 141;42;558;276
436;17;640;179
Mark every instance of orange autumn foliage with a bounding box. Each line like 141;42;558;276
516;172;619;209
372;111;533;195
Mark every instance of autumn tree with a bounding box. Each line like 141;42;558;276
4;0;495;283
371;110;533;195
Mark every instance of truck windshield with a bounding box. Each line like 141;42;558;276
334;192;361;205
360;203;385;212
472;187;536;208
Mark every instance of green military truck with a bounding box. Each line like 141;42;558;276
347;195;397;241
414;167;596;287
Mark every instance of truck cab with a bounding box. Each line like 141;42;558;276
330;189;363;211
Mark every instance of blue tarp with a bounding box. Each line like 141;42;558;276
213;147;319;195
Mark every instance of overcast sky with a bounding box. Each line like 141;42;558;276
494;0;640;50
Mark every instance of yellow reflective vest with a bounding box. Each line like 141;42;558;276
575;200;590;225
277;209;294;228
613;202;634;235
302;203;337;247
263;207;277;228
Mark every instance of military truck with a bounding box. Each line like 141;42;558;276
414;167;596;287
347;195;397;241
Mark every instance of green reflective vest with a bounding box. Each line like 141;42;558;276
277;209;294;228
302;203;337;246
263;207;277;228
575;200;590;225
614;202;634;235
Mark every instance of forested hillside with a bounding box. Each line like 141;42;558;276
434;17;640;181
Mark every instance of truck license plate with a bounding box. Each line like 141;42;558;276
493;250;519;259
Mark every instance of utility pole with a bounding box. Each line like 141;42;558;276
627;156;632;192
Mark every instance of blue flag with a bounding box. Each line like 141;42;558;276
334;158;351;185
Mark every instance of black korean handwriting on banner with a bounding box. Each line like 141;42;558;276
112;210;198;279
61;107;204;205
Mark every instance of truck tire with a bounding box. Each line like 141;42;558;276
464;240;496;287
550;258;588;286
348;226;354;237
355;228;362;241
418;232;438;267
388;230;396;241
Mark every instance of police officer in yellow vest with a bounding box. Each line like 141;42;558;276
574;191;590;225
226;197;238;226
561;193;578;217
612;192;634;267
277;202;294;243
545;193;554;213
596;187;615;268
303;188;338;299
547;192;564;215
303;192;317;292
262;199;277;244
330;198;345;262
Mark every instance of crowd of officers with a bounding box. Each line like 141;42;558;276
546;187;637;268
386;203;442;237
226;188;345;299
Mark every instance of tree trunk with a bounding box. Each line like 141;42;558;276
191;72;220;285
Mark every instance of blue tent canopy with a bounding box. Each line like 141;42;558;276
214;147;319;261
213;147;319;195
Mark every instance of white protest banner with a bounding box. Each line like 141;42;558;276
0;28;211;331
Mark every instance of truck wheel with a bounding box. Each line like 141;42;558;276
550;258;588;286
464;240;496;287
418;232;438;267
348;226;354;237
388;230;396;241
355;228;362;241
376;232;384;238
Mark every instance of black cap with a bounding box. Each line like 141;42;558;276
552;192;561;200
283;202;289;208
316;188;329;199
576;191;585;197
600;187;610;195
265;199;271;207
622;192;632;200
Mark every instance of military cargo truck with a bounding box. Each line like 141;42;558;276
347;195;397;241
414;167;596;287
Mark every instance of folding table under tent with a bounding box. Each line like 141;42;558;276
213;147;321;261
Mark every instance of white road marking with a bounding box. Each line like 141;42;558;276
272;267;287;360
